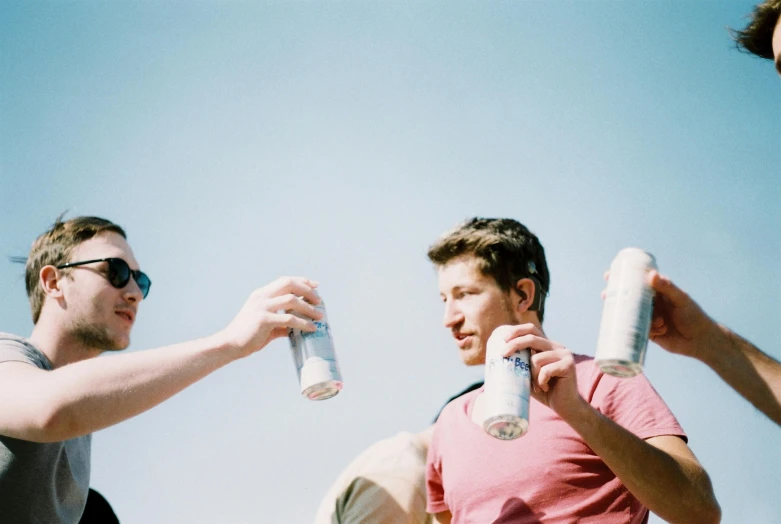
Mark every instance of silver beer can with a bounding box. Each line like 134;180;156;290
482;325;531;440
595;248;657;378
288;296;343;400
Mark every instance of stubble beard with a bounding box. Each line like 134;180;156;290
466;294;520;365
459;293;520;366
70;319;127;352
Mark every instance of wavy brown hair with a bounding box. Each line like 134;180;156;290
732;0;781;60
427;217;550;322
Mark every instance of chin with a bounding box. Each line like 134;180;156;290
103;332;131;352
460;349;486;366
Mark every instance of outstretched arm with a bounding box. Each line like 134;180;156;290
648;271;781;426
0;277;321;443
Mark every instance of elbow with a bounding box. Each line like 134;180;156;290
690;465;721;524
689;490;721;524
670;500;720;524
702;475;722;524
703;500;722;524
669;475;721;524
695;507;721;524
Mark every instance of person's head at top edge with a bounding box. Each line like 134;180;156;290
428;217;549;366
22;215;150;353
733;0;781;76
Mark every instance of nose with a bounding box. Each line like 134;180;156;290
123;277;144;304
442;299;463;329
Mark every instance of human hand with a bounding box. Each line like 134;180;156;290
601;270;719;360
498;324;585;421
645;271;722;360
216;277;323;358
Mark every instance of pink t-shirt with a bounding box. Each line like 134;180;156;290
426;354;686;524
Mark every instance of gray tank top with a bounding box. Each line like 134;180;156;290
0;333;92;524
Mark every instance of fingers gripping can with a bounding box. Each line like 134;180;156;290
596;248;657;378
288;295;343;400
482;325;531;440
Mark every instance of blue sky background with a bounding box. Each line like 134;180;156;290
1;1;779;522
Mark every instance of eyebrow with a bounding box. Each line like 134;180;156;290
450;284;481;293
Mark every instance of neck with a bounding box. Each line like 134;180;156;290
28;316;102;368
516;310;543;333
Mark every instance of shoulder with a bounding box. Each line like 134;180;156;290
365;432;427;460
573;355;687;439
571;353;604;390
0;333;51;370
571;353;651;393
573;353;668;405
0;332;28;347
341;432;428;478
572;353;597;370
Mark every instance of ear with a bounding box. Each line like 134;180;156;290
514;278;537;313
39;265;65;299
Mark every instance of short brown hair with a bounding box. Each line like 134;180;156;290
427;218;551;322
732;0;781;60
22;215;126;324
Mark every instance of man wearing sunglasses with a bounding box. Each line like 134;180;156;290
0;215;322;524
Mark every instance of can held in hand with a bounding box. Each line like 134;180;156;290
596;248;657;378
482;325;531;440
288;295;343;400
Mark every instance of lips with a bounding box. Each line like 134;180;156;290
115;310;135;323
454;333;474;349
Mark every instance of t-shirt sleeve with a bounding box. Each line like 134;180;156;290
592;370;687;442
425;417;448;514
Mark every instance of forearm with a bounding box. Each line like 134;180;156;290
564;402;720;524
31;335;237;441
699;325;781;425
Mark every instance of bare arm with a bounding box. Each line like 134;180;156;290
701;326;781;425
648;271;781;426
433;511;452;524
564;403;720;523
0;277;321;443
0;337;234;442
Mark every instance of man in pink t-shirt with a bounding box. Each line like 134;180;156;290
424;218;721;524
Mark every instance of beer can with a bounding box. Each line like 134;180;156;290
288;296;343;400
595;248;657;378
482;325;531;440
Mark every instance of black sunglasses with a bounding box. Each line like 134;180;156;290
56;258;151;298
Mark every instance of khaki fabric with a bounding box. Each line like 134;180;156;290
314;432;432;524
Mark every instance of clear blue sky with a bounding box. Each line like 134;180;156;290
1;1;779;522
